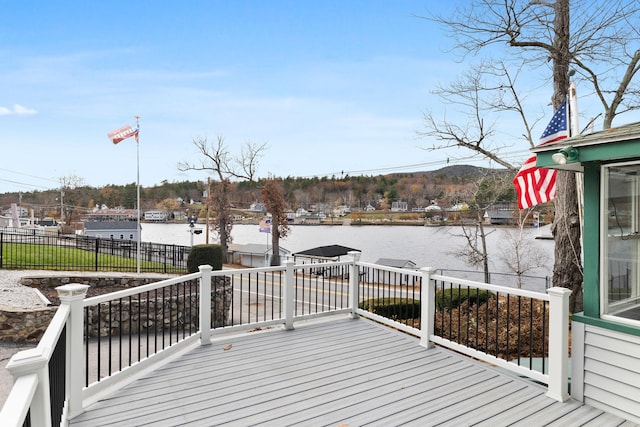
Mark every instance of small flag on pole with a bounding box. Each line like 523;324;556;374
108;125;139;144
514;99;569;209
259;218;271;233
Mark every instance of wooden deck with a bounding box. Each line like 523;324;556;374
69;316;635;426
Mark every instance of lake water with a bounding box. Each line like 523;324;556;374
141;222;555;289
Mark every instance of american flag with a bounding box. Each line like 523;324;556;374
514;99;569;209
108;125;139;144
259;218;271;233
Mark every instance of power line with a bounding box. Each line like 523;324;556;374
308;149;531;179
0;167;58;183
0;178;51;190
0;167;59;191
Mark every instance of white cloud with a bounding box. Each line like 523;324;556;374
0;104;37;116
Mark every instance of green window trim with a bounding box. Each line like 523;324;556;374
572;312;640;337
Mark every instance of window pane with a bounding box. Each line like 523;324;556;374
604;164;640;321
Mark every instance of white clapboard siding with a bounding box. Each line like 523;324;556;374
69;316;632;426
583;325;640;423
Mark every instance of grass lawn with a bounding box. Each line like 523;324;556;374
1;243;186;273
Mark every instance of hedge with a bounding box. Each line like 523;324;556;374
187;244;223;273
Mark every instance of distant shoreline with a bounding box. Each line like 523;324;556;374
143;219;547;229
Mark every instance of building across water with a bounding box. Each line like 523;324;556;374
81;206;139;241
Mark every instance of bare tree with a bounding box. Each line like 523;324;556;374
449;171;514;283
178;135;267;261
260;177;290;266
58;173;86;229
423;0;640;312
421;61;541;170
499;209;550;288
433;0;640;127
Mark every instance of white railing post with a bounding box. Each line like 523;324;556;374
420;267;437;349
57;283;90;420
546;286;571;402
348;251;361;319
199;265;213;346
6;348;50;426
284;260;295;330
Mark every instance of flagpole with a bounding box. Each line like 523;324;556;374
569;83;579;136
569;82;585;265
135;115;141;274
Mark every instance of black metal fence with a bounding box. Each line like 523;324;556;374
433;277;550;373
84;278;200;386
0;229;189;273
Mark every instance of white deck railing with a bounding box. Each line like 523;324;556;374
0;254;571;426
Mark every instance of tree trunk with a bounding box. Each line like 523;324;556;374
219;217;229;263
271;224;281;266
478;214;490;283
550;0;583;312
551;171;583;312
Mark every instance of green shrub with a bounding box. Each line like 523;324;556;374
435;288;493;311
187;244;223;273
359;298;420;320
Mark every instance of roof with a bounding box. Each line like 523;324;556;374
533;121;640;153
293;244;360;259
83;221;137;231
228;243;290;255
533;121;640;171
374;258;417;268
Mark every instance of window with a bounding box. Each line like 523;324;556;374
602;162;640;324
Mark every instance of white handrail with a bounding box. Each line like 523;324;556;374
84;271;201;306
0;373;38;426
431;273;550;300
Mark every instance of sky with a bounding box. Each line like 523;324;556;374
0;1;634;195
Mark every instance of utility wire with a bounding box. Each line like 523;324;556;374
0;167;59;191
311;148;531;179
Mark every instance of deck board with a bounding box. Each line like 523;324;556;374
69;315;635;426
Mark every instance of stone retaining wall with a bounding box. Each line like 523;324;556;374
0;306;56;342
0;275;232;342
84;277;231;338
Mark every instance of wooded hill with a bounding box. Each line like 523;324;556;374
1;165;517;222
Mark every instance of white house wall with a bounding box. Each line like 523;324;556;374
574;323;640;423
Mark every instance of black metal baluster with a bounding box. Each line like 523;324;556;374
517;296;522;366
118;298;123;372
146;291;150;357
137;293;142;360
85;307;90;387
506;295;511;363
154;288;158;352
529;298;534;370
97;303;101;383
542;300;547;374
162;288;166;349
128;296;132;366
495;292;500;357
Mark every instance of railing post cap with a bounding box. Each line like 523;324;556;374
56;284;89;298
420;267;437;273
347;251;361;261
284;259;295;266
6;348;46;375
198;264;213;272
546;287;572;297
